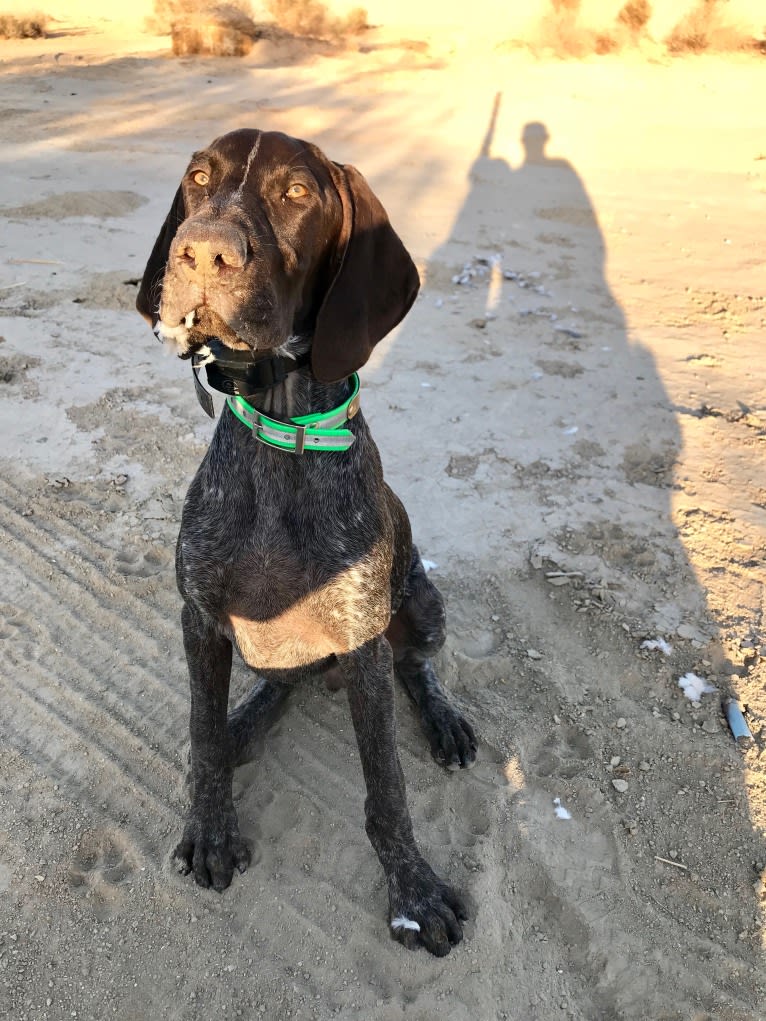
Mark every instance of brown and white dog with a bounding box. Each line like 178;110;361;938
137;129;477;956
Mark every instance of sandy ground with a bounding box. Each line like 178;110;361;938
1;5;765;1020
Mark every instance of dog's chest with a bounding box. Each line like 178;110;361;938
226;545;391;670
181;420;394;670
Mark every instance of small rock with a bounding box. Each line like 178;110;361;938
610;756;621;767
527;649;542;660
702;719;720;734
639;761;651;771
616;717;627;729
676;623;706;642
612;779;629;793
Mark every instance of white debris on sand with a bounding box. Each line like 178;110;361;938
553;797;571;820
678;673;717;700
421;559;438;573
641;637;673;655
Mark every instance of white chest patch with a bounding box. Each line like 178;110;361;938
227;549;392;671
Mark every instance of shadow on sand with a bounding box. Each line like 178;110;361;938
378;94;764;1017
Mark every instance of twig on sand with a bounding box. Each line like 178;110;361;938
654;855;688;871
7;258;63;266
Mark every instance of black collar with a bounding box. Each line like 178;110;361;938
190;340;310;418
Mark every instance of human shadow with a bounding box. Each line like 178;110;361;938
370;100;765;1017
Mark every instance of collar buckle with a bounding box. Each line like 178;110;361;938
347;392;361;418
293;423;306;456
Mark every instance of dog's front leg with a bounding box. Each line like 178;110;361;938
340;637;468;956
173;602;250;891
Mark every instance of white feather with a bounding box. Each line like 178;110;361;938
553;797;572;820
641;637;673;655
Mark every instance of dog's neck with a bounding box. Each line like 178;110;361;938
194;335;353;422
248;336;352;419
252;367;353;421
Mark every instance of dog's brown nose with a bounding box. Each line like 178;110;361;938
174;221;247;275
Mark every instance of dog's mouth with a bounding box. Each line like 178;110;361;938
155;305;252;359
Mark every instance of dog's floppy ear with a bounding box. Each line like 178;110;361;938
312;164;420;383
136;187;186;327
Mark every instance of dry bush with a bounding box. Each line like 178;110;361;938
667;0;719;51
147;0;260;55
594;31;618;54
535;0;656;57
171;4;259;56
146;0;366;51
536;1;597;58
617;0;652;33
599;0;652;51
0;11;48;38
147;0;253;34
667;0;755;53
265;0;367;40
500;0;761;60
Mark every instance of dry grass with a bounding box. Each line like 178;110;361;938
0;11;48;38
518;0;760;58
147;0;258;55
264;0;367;40
147;0;367;54
666;0;754;53
617;0;652;33
172;4;258;56
148;0;253;34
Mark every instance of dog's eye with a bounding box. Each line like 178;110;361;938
285;183;308;200
192;171;210;187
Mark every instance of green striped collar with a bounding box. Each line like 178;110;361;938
226;374;360;454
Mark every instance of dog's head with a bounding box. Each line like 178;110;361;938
136;129;419;383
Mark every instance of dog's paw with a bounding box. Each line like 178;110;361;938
173;810;251;892
388;859;468;957
421;697;478;771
